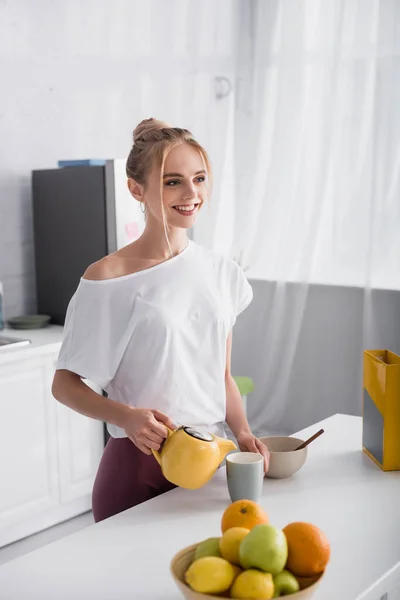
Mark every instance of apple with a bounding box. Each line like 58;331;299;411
273;570;300;596
194;537;221;560
239;524;288;576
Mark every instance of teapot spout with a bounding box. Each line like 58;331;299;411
215;436;237;462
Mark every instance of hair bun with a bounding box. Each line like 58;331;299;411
133;118;171;143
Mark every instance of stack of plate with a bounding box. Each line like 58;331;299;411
7;315;51;330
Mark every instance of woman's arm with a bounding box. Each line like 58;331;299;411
52;370;175;454
224;330;252;438
52;369;131;427
224;331;270;472
225;375;252;440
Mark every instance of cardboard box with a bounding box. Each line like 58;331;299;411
362;349;400;471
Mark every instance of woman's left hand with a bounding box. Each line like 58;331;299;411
236;431;270;473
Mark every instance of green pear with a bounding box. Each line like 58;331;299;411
239;524;288;575
194;537;222;560
273;570;300;596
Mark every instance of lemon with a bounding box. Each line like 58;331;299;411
231;564;243;579
184;556;235;594
230;569;274;599
219;527;250;565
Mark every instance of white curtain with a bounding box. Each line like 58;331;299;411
233;0;400;290
232;0;400;434
193;0;400;434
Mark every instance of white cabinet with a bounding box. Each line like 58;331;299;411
56;378;104;504
0;357;59;534
0;330;104;548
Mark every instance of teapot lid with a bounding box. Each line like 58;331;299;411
182;426;213;442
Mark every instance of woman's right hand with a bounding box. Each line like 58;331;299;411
122;407;176;455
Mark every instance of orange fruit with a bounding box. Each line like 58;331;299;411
282;522;331;577
221;500;269;534
296;574;321;591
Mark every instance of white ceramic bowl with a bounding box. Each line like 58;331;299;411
259;436;308;479
170;543;324;600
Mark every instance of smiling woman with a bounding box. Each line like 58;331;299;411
51;117;269;524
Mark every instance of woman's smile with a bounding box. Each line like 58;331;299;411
172;202;201;216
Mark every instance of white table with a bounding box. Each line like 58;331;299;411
0;414;399;600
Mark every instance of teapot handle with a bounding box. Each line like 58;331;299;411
151;426;174;465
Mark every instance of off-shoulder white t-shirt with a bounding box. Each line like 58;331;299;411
56;240;253;438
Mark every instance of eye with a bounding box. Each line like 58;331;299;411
195;176;206;183
165;180;180;186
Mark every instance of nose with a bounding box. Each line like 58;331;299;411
183;181;197;201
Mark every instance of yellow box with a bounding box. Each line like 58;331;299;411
362;349;400;471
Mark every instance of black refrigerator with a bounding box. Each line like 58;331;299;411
32;159;146;325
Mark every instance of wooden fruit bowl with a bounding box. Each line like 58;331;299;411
170;543;325;600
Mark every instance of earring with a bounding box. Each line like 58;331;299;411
140;202;146;214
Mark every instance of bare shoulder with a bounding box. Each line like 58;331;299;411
82;256;120;281
82;243;157;281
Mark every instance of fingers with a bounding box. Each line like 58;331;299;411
128;436;152;455
152;409;176;431
128;431;163;455
240;437;258;453
139;444;152;455
144;428;165;446
148;415;169;439
239;436;269;472
126;408;176;456
255;438;270;473
143;437;163;451
136;429;165;451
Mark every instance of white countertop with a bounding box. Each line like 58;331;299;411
0;413;399;600
0;325;64;364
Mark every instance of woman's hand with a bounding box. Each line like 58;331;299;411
123;407;176;455
236;431;270;473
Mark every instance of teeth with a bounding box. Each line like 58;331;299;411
174;205;196;211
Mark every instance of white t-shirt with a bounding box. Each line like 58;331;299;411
56;240;253;438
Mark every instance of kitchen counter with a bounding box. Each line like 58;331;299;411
0;414;399;600
0;325;63;364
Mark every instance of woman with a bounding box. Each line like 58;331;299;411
52;118;269;523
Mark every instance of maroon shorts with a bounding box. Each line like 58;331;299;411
92;437;176;523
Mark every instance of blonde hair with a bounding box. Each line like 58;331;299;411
126;118;212;257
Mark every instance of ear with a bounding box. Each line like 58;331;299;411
127;178;144;202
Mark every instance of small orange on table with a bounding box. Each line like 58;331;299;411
283;521;331;577
221;499;269;533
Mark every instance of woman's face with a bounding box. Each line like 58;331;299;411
143;143;208;229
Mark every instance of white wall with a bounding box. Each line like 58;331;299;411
0;0;238;318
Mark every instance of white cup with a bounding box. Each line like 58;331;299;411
226;452;264;503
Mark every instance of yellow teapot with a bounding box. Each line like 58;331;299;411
151;426;237;489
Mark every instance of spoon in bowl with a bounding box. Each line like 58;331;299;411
295;428;324;450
